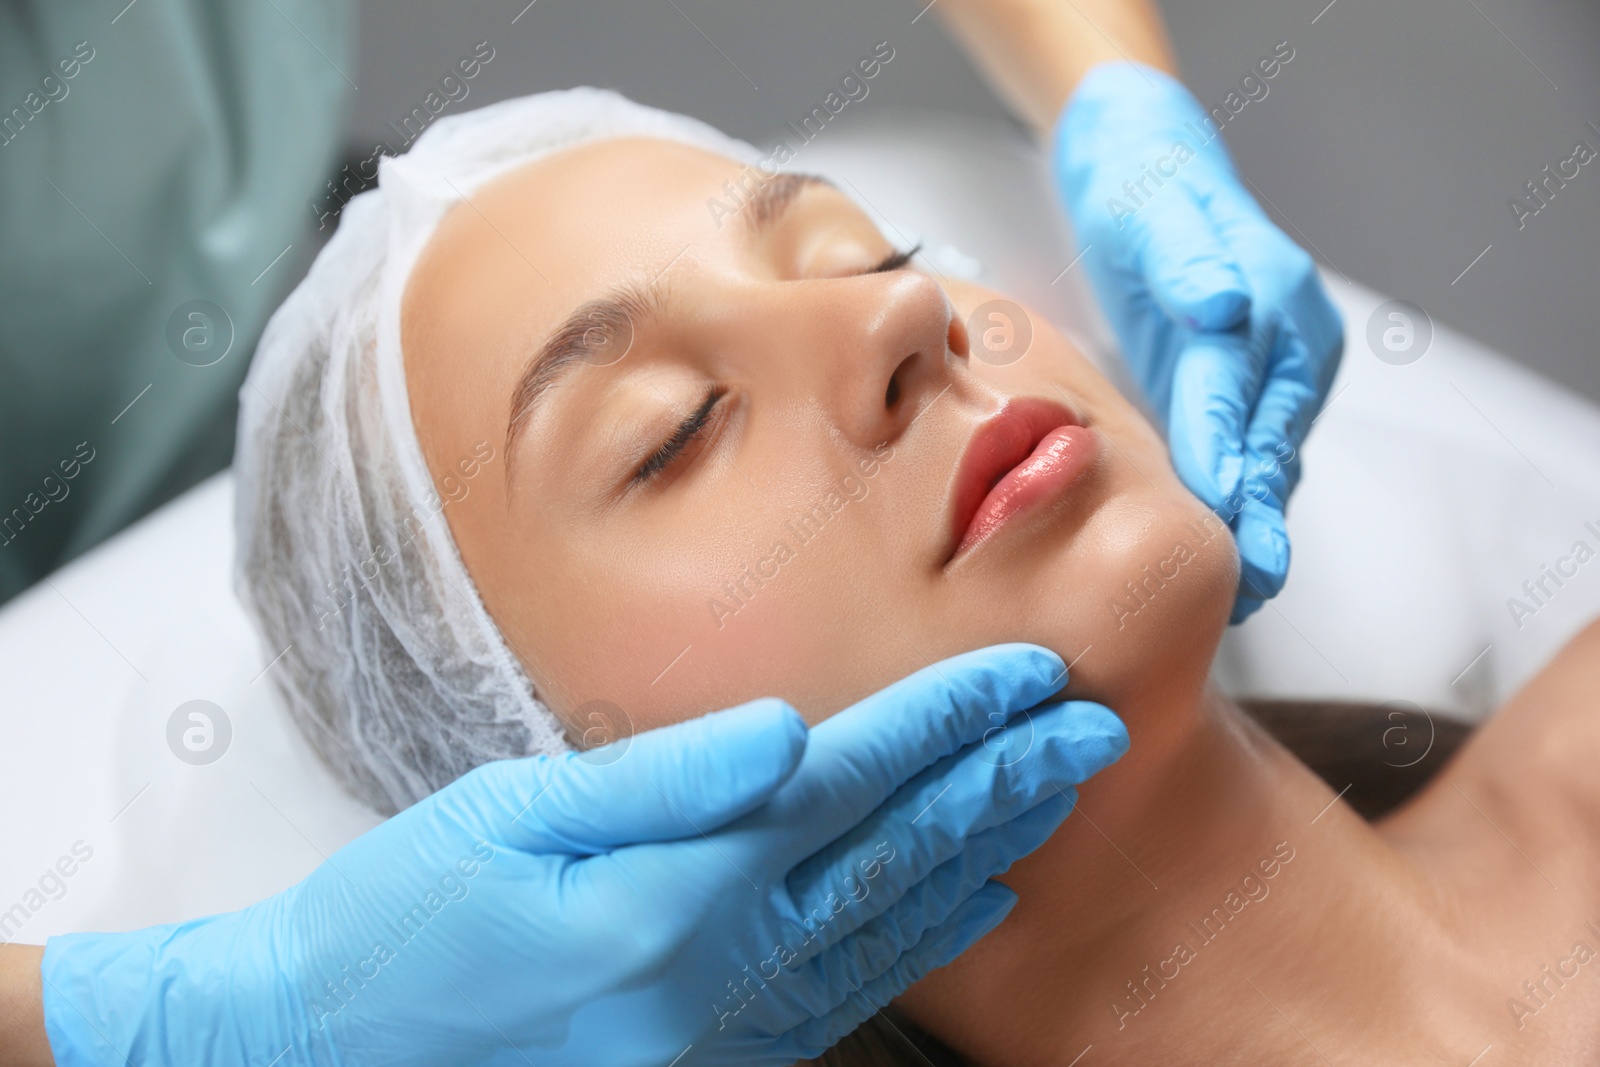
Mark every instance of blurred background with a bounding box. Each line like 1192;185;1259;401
349;0;1600;401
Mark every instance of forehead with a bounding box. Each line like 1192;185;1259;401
403;137;743;333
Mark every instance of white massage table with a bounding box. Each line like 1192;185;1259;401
4;111;1599;945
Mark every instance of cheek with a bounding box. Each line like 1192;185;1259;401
525;511;909;741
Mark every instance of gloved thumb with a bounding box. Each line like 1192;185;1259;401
1128;188;1252;333
487;698;809;855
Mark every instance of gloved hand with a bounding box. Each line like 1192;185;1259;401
1052;62;1344;622
40;644;1126;1067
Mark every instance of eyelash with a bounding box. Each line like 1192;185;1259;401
633;388;725;485
631;242;920;485
870;241;921;273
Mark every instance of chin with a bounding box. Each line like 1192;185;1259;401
1008;468;1240;708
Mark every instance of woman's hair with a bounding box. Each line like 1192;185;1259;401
803;1010;973;1067
232;88;767;814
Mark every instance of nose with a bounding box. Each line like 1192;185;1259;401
791;270;969;449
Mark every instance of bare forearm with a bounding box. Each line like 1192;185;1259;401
0;945;52;1067
936;0;1176;134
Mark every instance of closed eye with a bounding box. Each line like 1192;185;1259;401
868;242;921;274
633;388;725;485
629;242;919;487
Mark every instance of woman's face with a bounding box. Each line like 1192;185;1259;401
402;136;1238;740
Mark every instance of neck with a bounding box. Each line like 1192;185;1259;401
899;663;1468;1064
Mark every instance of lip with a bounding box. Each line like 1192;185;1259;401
945;396;1099;564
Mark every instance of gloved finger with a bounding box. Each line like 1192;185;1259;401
1204;185;1343;403
775;881;1017;1064
766;793;1071;1031
777;700;1123;962
1166;325;1269;509
1234;496;1290;604
1123;183;1252;333
1206;182;1344;354
763;644;1069;864
469;698;807;855
1226;326;1320;603
1302;286;1345;400
1243;327;1320;487
1230;592;1266;625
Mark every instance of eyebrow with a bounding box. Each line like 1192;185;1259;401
740;171;835;233
502;171;834;477
504;281;664;478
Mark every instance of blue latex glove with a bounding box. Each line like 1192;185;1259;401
1053;62;1344;622
41;645;1126;1067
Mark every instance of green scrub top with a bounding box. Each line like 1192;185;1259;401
0;0;353;604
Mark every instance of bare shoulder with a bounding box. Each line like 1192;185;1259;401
1381;618;1600;1067
1400;616;1600;836
1488;614;1600;782
1542;614;1600;689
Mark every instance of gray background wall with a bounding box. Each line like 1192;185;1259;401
347;0;1600;401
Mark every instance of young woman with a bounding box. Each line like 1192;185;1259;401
236;107;1600;1065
